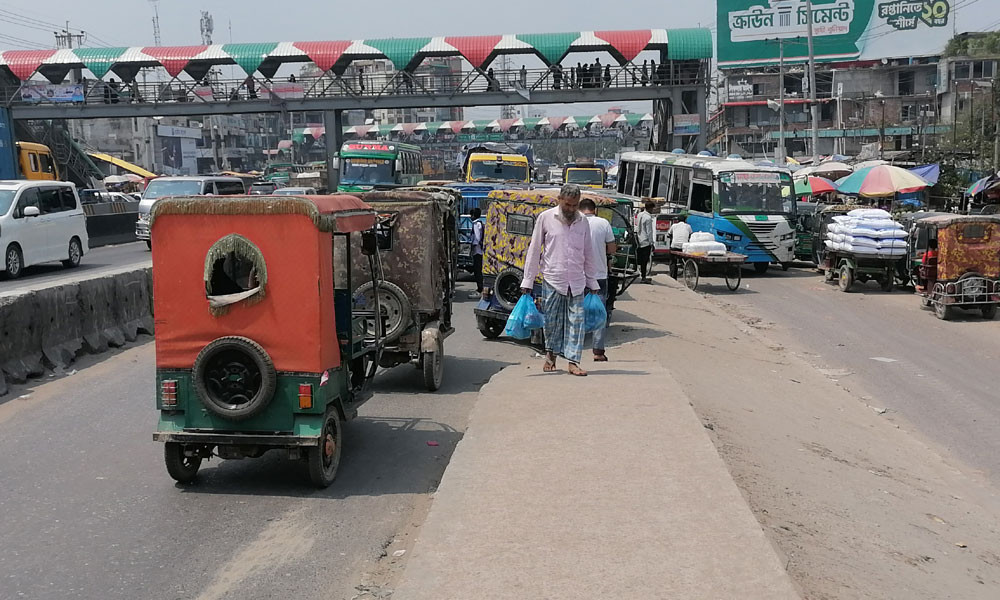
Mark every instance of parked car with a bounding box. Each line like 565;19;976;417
272;186;317;196
0;180;88;279
136;176;246;249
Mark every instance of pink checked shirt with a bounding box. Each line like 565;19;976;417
521;207;599;295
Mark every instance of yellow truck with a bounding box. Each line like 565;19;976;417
16;141;59;181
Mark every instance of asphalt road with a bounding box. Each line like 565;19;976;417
0;242;152;298
0;280;529;600
703;262;1000;483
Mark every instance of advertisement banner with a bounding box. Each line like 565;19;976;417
20;83;85;104
157;124;202;139
262;83;305;100
672;114;701;135
717;0;953;69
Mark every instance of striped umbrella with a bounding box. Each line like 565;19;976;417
794;176;837;196
835;165;929;197
965;176;997;196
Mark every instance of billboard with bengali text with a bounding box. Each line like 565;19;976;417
717;0;953;69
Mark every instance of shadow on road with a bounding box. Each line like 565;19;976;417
372;355;515;396
175;415;465;498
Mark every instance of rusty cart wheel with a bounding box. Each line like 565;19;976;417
682;259;699;291
164;442;202;484
307;409;343;488
725;263;742;291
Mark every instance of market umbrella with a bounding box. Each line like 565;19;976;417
813;161;853;179
909;164;940;185
835;164;930;197
965;175;996;196
794;176;838;196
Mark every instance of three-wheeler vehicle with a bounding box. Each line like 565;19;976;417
908;214;1000;320
150;194;385;487
352;188;459;390
474;188;637;339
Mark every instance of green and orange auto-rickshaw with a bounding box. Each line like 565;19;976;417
150;194;386;487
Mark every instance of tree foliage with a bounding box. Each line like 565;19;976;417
945;32;1000;58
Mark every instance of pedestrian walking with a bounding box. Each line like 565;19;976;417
581;198;616;362
552;64;562;90
358;67;366;94
469;207;485;299
246;76;257;99
649;59;657;85
636;200;656;283
603;64;612;88
519;65;527;88
521;184;599;376
641;60;649;86
487;67;497;91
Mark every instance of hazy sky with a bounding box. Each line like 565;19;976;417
0;0;994;118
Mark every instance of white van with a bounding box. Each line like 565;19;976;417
135;176;247;248
0;180;88;279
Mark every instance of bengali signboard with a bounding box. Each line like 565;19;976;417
672;114;701;135
20;83;85;104
717;0;953;69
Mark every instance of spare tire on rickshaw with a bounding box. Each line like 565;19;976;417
493;267;524;312
353;280;412;343
193;336;277;422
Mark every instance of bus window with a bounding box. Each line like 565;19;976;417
655;166;671;198
639;166;654;197
690;181;713;214
672;168;691;208
617;162;629;194
39;153;55;175
623;162;637;196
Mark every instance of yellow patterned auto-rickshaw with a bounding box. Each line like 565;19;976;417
910;214;1000;320
473;188;636;338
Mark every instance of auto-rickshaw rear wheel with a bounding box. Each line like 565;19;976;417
423;336;445;392
982;304;997;320
934;300;951;321
478;318;503;339
307;410;342;488
164;443;202;484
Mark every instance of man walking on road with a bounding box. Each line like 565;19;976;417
469;207;485;299
636;200;656;283
522;184;599;376
581;198;616;361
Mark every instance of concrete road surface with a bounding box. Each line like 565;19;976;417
705;263;1000;483
0;282;527;600
0;242;151;298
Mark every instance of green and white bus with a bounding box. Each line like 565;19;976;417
617;152;796;272
338;142;423;193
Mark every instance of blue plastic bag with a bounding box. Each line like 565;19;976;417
504;295;545;340
583;292;608;333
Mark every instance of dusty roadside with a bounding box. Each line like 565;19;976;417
611;276;1000;599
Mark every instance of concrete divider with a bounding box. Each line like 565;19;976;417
83;201;140;248
0;268;153;397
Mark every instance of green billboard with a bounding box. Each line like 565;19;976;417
717;0;952;69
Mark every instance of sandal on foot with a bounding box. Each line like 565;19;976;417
568;364;588;377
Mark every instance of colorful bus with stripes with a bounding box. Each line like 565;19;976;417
616;152;796;272
337;142;423;193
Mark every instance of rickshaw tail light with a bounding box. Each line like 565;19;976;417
298;384;313;410
161;380;178;407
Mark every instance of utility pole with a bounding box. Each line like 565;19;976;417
777;38;786;163
993;75;999;172
805;0;820;164
54;23;86;83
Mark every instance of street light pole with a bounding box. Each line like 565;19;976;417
777;38;786;163
805;0;820;164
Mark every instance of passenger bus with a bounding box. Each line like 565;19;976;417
616;152;796;272
338;142;422;193
262;162;305;185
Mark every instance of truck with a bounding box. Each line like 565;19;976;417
563;160;606;189
450;142;534;214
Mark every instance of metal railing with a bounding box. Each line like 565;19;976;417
1;62;707;109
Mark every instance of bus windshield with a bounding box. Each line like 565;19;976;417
470;160;528;183
566;169;603;185
341;157;395;185
718;172;795;215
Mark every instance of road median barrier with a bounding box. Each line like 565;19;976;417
0;268;153;397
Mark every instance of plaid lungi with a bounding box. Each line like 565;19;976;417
541;281;586;364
